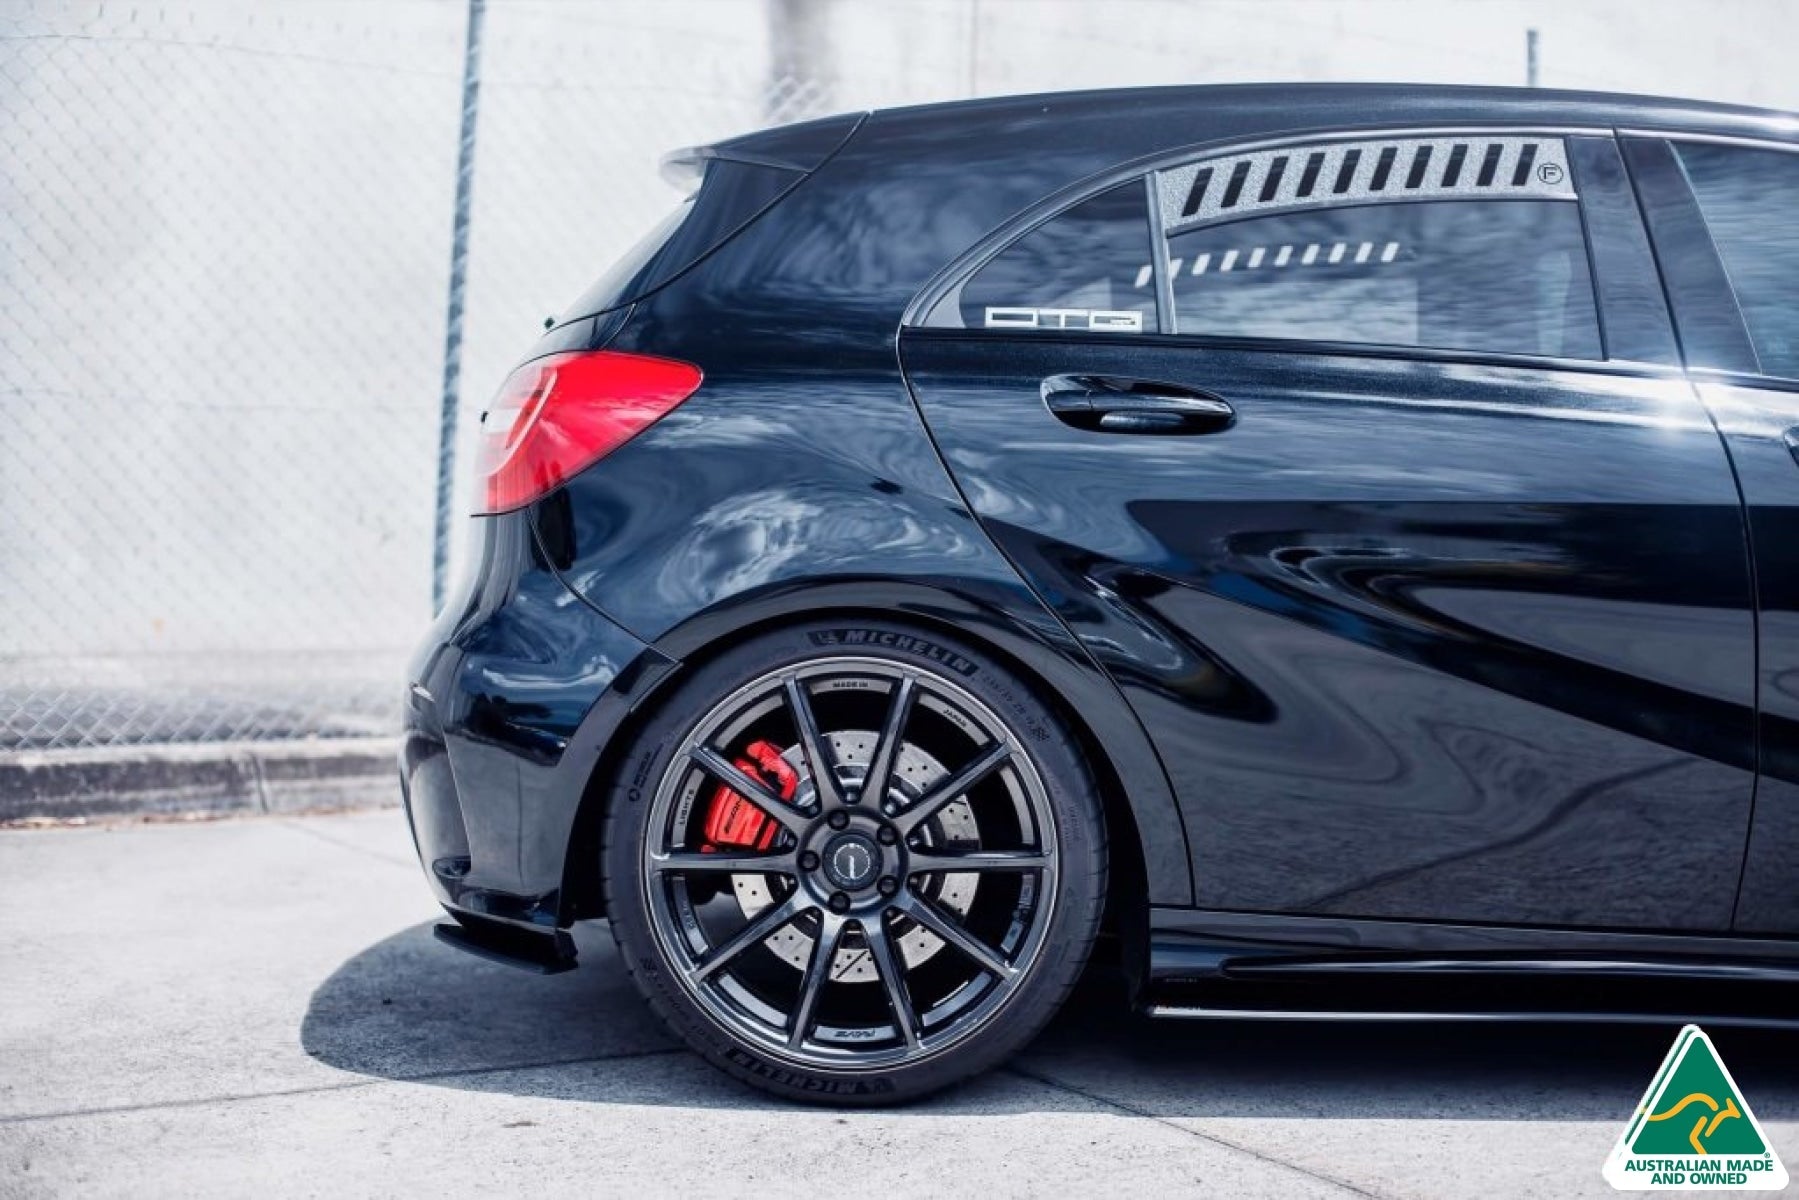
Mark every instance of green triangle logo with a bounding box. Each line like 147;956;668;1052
1604;1025;1788;1190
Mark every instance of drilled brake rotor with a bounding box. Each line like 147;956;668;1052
732;729;978;981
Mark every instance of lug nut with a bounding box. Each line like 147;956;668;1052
799;851;820;872
876;825;897;845
877;876;898;897
827;810;849;830
829;892;851;913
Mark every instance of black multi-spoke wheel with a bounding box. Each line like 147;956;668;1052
604;620;1106;1103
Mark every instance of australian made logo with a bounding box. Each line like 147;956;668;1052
1603;1025;1787;1191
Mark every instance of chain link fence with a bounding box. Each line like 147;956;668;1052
6;0;1798;760
0;0;842;753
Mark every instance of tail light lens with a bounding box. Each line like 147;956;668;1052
473;350;703;514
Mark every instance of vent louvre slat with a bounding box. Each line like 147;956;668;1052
1370;147;1398;191
1221;160;1252;207
1259;156;1288;203
1296;151;1325;198
1441;143;1469;187
1180;166;1214;217
1476;143;1504;187
1511;142;1540;187
1404;145;1433;189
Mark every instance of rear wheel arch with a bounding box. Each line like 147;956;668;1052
559;593;1183;970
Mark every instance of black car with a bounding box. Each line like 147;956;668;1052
402;83;1799;1103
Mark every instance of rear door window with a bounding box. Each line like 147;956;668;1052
922;134;1607;363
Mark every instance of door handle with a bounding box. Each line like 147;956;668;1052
1041;374;1235;434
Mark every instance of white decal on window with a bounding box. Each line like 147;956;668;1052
984;307;1144;332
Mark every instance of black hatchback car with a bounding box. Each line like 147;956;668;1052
403;84;1799;1103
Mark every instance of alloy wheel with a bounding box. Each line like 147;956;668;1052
639;656;1060;1070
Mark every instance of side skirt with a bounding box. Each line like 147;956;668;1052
1142;907;1799;1027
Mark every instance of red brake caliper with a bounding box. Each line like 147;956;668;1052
702;740;800;852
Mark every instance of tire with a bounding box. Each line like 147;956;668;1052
602;618;1107;1105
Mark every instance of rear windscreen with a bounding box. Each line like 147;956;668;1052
559;159;801;321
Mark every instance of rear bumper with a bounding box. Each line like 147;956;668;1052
399;511;675;940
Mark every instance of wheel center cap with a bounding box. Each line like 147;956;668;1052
823;832;880;890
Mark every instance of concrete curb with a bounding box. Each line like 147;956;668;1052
0;738;401;824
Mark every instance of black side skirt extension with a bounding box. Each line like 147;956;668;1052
1142;907;1799;1027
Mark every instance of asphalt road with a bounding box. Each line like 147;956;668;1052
2;811;1795;1198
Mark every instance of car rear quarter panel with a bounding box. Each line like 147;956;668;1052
404;511;675;926
528;156;1197;906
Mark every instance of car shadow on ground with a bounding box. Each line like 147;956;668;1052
301;920;1799;1118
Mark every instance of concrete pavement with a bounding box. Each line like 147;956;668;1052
2;810;1795;1198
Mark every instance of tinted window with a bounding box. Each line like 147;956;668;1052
937;182;1158;332
1168;200;1602;360
1677;142;1799;379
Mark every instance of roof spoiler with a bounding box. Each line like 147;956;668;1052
660;111;866;192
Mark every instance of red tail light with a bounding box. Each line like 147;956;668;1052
473;350;703;514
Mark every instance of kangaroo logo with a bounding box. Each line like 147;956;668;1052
1646;1090;1744;1156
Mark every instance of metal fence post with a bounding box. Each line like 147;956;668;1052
433;0;486;612
766;0;834;120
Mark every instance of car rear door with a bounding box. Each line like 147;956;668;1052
1624;133;1799;936
899;130;1758;931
